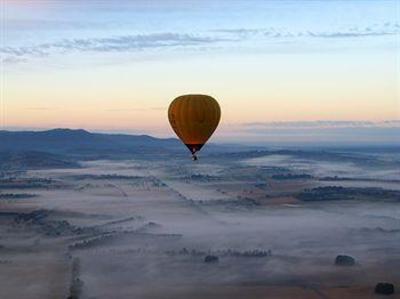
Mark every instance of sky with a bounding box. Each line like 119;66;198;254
1;0;399;145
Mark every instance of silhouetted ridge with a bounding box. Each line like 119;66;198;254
0;129;180;155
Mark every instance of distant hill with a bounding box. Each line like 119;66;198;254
0;151;80;170
0;129;181;157
0;129;259;170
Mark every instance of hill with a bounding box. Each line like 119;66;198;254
0;129;181;157
0;151;80;170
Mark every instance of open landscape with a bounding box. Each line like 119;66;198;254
2;1;398;298
1;131;399;298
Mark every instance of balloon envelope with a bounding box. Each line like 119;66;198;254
168;94;221;155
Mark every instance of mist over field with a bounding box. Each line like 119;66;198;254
0;130;399;298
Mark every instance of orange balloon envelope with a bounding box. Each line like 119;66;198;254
168;94;221;159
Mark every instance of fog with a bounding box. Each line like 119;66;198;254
1;150;399;298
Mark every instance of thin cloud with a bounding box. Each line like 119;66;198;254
2;22;398;64
106;107;166;112
25;107;57;111
218;24;399;39
243;120;400;129
1;33;228;63
150;107;166;111
2;56;27;64
227;120;400;145
306;31;394;38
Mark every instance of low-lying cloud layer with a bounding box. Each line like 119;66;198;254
216;120;400;146
243;120;400;129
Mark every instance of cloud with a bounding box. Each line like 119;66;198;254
149;107;166;111
243;120;400;129
212;28;261;35
0;33;228;63
61;33;225;52
2;22;398;64
217;23;399;39
106;107;166;112
305;31;394;38
1;56;27;64
216;120;400;145
25;107;57;111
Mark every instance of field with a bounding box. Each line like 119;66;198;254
0;149;399;298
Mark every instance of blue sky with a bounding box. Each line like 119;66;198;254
4;1;399;56
1;0;399;145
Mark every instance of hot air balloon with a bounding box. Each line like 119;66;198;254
168;94;221;160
